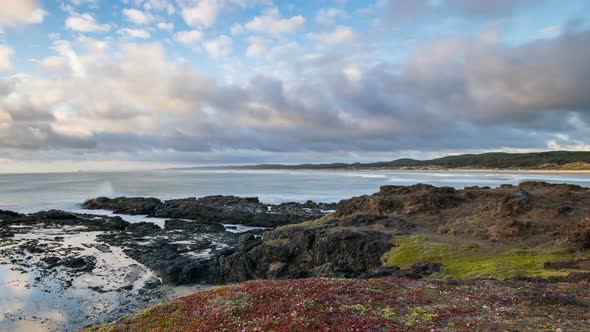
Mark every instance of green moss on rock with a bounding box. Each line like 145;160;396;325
382;235;585;280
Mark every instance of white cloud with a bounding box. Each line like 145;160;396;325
143;0;175;14
65;12;111;32
342;66;362;83
539;25;561;37
122;8;155;25
118;28;151;39
0;46;15;71
244;36;299;60
174;30;203;45
228;0;273;7
316;8;348;25
0;0;46;28
13;42;214;146
230;23;245;36
157;22;174;31
246;42;266;58
308;26;357;45
70;0;99;5
203;35;233;58
181;0;221;28
244;8;305;36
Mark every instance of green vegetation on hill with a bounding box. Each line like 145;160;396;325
191;151;590;170
419;151;590;169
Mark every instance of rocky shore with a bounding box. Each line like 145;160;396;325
81;195;336;227
2;182;590;331
0;197;337;330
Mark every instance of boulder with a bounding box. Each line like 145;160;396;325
164;219;226;233
237;234;262;252
61;256;97;272
82;197;163;215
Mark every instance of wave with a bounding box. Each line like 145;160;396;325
339;173;388;179
95;181;116;197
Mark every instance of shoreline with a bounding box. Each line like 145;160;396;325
197;167;590;175
0;167;588;176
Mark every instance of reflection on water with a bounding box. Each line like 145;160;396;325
0;228;161;332
0;265;67;331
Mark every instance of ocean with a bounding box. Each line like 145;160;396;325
1;169;589;213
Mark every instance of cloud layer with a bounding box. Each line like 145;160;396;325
1;28;589;158
0;0;588;167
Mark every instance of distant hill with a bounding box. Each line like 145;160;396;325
187;151;590;171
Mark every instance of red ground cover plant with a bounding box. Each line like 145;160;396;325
109;278;481;332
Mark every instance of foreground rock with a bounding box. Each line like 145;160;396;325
83;277;590;332
333;181;590;248
82;196;336;227
196;182;590;284
202;215;417;283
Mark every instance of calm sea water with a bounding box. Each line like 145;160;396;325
0;169;589;213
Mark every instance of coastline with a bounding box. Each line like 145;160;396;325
207;167;590;175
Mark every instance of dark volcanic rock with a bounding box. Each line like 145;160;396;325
4;210;129;231
0;229;14;238
150;196;298;227
334;183;463;217
204;216;395;284
164;219;226;233
0;209;22;220
337;215;415;233
410;262;443;277
82;195;335;228
82;197;162;215
19;241;46;254
62;256;97;272
360;266;402;279
544;261;579;270
126;222;161;235
40;255;98;272
30;210;78;220
237;233;262;252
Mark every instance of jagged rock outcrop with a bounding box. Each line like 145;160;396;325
199;215;417;284
81;197;162;215
82;195;336;227
0;209;128;231
194;182;590;285
333;182;589;247
334;184;463;217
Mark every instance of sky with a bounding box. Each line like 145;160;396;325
0;0;589;172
